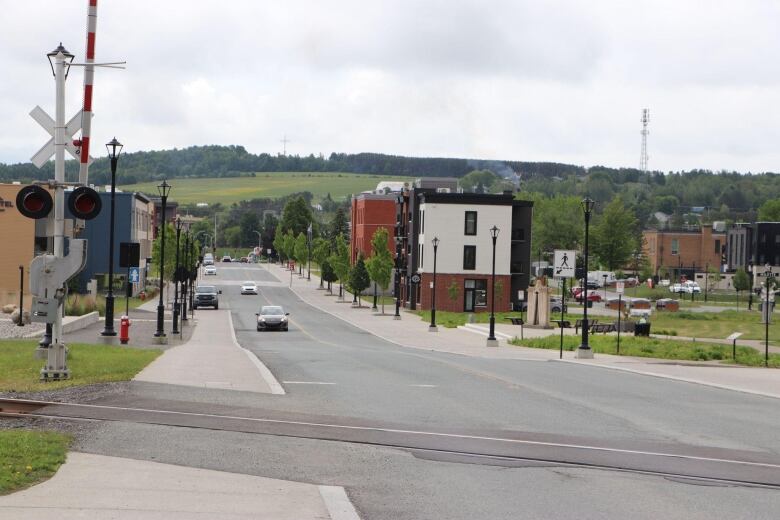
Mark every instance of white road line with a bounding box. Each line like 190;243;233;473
409;384;437;388
318;485;362;520
227;312;286;395
283;381;336;385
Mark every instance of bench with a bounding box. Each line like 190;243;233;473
575;319;599;334
504;317;524;326
552;320;572;328
591;323;617;334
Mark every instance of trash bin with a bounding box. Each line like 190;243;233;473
586;300;593;308
634;323;651;337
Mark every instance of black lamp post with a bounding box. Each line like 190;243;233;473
487;225;500;346
307;223;313;281
172;217;182;335
154;180;171;340
182;230;189;322
101;137;123;337
577;198;595;358
394;199;403;320
429;237;439;332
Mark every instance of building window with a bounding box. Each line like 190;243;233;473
464;211;477;235
474;279;487;306
714;239;720;254
671;239;679;255
463;245;476;270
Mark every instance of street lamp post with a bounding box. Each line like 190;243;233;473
487;226;500;347
307;223;313;281
763;265;773;368
101;138;123;337
429;237;439;332
172;218;182;335
394;200;403;320
603;274;608;300
577;198;595;359
182;231;189;322
154;180;171;341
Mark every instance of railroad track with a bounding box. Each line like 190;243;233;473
2;397;780;489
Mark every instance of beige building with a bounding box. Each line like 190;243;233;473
0;184;38;309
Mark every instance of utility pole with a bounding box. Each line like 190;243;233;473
281;135;290;156
640;108;650;174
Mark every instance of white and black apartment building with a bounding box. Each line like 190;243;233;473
396;184;532;312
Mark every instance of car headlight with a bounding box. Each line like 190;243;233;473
281;317;288;322
258;317;265;322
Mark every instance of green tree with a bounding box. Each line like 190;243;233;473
282;230;296;265
758;199;780;221
311;237;330;288
706;266;721;297
365;228;394;314
330;207;349;241
320;259;337;293
447;279;460;303
328;235;351;300
590;198;639;271
151;223;177;282
261;213;278;254
349;254;371;307
279;196;313;236
239;211;261;248
272;232;284;263
733;268;750;309
223;225;242;248
531;195;583;254
294;232;309;275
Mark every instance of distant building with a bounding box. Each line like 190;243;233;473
397;180;533;312
374;181;406;194
0;184;39;309
643;224;726;280
149;197;179;239
350;193;396;263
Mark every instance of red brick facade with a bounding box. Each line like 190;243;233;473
417;273;512;312
350;195;396;263
643;227;725;277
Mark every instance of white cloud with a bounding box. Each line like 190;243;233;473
0;0;778;173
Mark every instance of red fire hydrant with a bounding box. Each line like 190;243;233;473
120;315;131;345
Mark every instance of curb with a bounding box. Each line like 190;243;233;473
558;359;780;400
227;311;286;395
22;311;101;338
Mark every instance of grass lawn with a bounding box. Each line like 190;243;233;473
0;340;162;393
0;430;70;495
509;334;780;368
648;310;780;343
121;172;415;206
415;310;531;329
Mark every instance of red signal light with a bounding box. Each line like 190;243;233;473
16;185;53;219
67;187;102;220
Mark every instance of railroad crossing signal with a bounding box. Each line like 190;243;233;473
29;105;93;167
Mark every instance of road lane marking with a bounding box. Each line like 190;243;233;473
319;485;362;520
409;384;437;388
227;312;286;395
283;381;336;385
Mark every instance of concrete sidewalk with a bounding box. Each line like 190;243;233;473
0;452;359;519
134;309;284;394
271;263;780;399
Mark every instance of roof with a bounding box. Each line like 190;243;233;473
418;192;532;207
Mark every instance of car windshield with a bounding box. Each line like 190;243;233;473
196;286;216;293
243;281;255;286
261;306;284;315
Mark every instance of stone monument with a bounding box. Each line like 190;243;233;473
527;276;552;329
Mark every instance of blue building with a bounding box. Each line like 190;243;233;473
64;190;155;293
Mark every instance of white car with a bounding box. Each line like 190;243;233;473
669;283;685;294
204;265;217;276
683;281;702;294
240;281;258;295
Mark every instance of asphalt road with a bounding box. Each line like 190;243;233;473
73;264;780;519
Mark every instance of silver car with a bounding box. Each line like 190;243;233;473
256;305;289;331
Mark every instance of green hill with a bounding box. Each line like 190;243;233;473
121;172;413;205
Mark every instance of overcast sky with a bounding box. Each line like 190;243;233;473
1;0;778;173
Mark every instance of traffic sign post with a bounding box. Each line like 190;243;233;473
553;250;575;279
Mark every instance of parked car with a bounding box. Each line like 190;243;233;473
669;283;686;294
683;281;702;294
204;265;217;276
240;257;249;263
659;279;671;287
240;281;258;295
517;297;567;313
193;285;221;309
575;292;602;303
221;255;232;262
256;305;289;331
203;253;214;266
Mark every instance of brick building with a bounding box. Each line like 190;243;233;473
396;180;533;312
350;193;396;263
0;184;38;309
643;225;726;280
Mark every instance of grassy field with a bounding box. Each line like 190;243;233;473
509;334;780;367
0;430;70;495
0;340;161;392
121;172;414;205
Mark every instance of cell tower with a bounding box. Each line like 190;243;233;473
639;108;650;172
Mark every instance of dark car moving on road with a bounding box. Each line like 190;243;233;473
256;305;289;331
194;285;221;309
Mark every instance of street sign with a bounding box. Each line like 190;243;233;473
411;273;421;284
517;290;525;301
616;281;625;294
553;250;576;279
128;267;140;284
760;271;777;277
